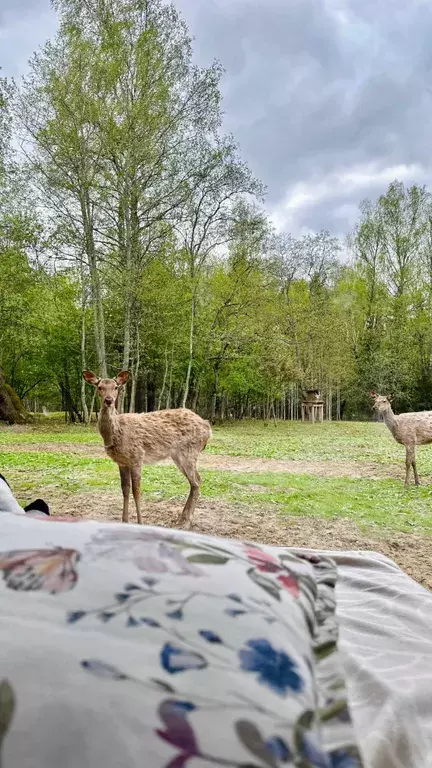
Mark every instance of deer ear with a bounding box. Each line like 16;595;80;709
83;371;100;386
388;394;394;403
115;371;129;386
370;391;377;399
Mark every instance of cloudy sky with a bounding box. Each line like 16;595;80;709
1;0;432;236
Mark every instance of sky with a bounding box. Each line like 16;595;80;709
1;0;432;237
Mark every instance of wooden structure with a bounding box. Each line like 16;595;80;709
301;389;324;423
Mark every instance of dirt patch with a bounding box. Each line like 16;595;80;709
1;442;405;480
200;454;404;480
33;489;432;590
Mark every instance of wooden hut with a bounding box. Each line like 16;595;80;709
301;389;324;423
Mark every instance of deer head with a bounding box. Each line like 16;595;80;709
83;371;129;408
370;392;393;412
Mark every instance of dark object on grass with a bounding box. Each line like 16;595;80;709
0;474;50;516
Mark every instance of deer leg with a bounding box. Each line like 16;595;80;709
405;446;415;488
412;451;420;486
119;466;131;523
172;452;201;529
131;466;143;525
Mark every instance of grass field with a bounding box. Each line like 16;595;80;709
1;418;431;587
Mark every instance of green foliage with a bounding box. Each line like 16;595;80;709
1;1;432;418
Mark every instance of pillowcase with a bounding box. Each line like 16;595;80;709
0;513;362;768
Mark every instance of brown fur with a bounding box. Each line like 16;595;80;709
371;392;432;487
83;371;212;526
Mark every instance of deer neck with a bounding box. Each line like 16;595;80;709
98;405;120;448
382;405;397;435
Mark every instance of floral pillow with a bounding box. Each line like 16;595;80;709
0;514;363;768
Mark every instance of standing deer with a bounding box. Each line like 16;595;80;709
371;391;432;487
83;371;212;527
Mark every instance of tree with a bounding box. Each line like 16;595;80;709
176;136;265;406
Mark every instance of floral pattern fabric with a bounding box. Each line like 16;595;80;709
0;510;363;768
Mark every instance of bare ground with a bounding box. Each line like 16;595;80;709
2;441;405;480
31;489;432;591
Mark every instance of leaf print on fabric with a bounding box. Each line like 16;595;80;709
235;721;279;768
186;554;229;565
0;548;80;593
239;639;303;697
247;568;281;602
141;617;161;628
81;660;128;680
161;643;208;674
0;679;15;751
330;749;361;768
199;630;222;644
67;610;86;624
265;736;292;763
293;711;331;768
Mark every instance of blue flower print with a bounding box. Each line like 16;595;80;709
161;643;207;674
238;638;303;697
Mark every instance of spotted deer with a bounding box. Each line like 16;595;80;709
83;371;212;527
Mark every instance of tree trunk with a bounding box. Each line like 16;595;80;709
129;328;140;413
80;265;89;423
118;296;131;414
80;192;107;377
158;345;169;410
182;292;195;408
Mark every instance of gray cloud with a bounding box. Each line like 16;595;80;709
3;0;432;235
177;0;432;234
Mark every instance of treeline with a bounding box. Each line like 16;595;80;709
1;0;432;422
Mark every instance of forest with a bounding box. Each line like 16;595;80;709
1;0;432;424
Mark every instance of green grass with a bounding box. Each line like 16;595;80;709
1;420;432;536
0;418;426;466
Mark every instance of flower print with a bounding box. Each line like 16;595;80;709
161;643;207;674
134;543;205;577
239;639;303;697
244;546;281;573
156;699;199;768
244;545;300;598
277;573;300;597
0;548;80;593
89;530;204;577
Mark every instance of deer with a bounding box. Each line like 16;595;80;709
83;371;212;527
370;391;432;487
